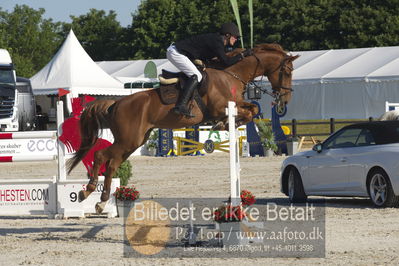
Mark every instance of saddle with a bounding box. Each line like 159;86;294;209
158;69;208;116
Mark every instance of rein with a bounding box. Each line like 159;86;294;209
221;52;261;89
222;69;248;86
222;51;293;98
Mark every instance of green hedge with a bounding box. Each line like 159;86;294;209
113;160;133;186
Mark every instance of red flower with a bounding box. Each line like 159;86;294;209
113;185;140;201
240;190;256;206
213;204;246;223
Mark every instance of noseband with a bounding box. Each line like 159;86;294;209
249;53;293;100
262;54;294;96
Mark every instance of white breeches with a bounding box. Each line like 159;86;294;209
166;44;203;82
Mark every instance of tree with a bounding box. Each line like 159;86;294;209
0;5;63;77
126;0;399;53
63;9;125;61
3;0;399;76
252;0;399;51
128;0;236;59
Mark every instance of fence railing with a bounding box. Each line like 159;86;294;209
279;117;374;138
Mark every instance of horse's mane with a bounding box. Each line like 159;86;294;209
206;43;287;69
253;43;287;56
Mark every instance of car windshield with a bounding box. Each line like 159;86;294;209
323;122;399;149
324;128;361;149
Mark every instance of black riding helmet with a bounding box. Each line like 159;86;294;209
219;22;240;37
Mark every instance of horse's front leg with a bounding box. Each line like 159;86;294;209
211;117;228;131
240;102;259;119
211;102;258;130
235;104;256;127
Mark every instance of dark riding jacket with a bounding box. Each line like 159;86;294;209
175;33;243;66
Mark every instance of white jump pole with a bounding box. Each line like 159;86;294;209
226;101;241;207
56;101;67;182
0;155;57;162
0;131;57;139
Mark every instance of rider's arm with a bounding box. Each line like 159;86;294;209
214;43;243;67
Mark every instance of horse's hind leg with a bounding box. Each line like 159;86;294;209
78;149;108;202
96;129;151;213
95;129;153;214
90;144;123;213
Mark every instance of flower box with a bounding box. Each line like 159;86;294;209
113;185;140;218
116;200;135;218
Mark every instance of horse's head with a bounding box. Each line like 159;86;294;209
252;44;299;104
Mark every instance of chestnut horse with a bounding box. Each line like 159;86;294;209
67;43;299;213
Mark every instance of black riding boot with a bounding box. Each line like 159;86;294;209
172;75;198;117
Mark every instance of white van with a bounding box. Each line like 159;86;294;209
0;49;36;131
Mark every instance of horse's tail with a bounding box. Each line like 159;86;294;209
67;100;116;174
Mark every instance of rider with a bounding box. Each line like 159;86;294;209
166;22;253;117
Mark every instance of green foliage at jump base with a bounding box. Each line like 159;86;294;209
113;160;132;186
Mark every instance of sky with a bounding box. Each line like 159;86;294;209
1;0;142;27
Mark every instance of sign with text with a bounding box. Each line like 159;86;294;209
57;177;119;217
122;198;326;258
0;180;57;215
0;138;57;156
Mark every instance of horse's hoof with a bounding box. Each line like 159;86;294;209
95;201;106;214
78;190;87;202
212;121;225;131
235;122;242;128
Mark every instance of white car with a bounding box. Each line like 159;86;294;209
281;120;399;207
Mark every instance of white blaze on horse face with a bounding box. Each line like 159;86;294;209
281;55;299;104
281;62;294;103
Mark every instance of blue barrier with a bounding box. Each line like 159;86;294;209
246;101;264;157
272;105;288;155
157;129;175;156
184;125;203;156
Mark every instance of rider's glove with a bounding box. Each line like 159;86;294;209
241;49;253;58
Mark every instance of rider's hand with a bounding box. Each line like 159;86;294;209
241;49;253;58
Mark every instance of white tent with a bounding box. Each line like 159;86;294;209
30;29;139;114
97;46;399;120
97;59;178;84
257;46;399;120
31;30;127;96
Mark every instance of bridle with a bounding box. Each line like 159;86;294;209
267;54;294;95
222;50;294;99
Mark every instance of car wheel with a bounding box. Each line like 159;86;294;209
287;168;307;203
369;169;399;208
